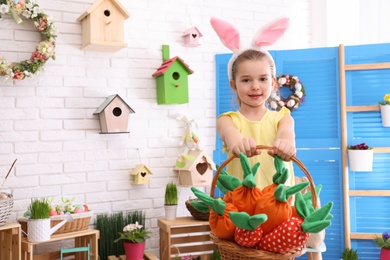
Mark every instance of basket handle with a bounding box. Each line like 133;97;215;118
211;145;318;208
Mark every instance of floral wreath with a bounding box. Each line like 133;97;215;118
0;0;57;81
268;74;306;112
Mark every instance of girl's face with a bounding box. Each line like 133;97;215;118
230;59;275;109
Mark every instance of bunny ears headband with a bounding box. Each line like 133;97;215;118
210;17;289;80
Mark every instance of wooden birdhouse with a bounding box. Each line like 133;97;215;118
152;45;194;105
131;164;153;184
77;0;130;52
174;150;216;187
93;94;135;134
182;27;203;47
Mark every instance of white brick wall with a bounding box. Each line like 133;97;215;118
0;0;311;256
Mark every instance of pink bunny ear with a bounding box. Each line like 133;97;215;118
210;17;241;52
252;17;289;47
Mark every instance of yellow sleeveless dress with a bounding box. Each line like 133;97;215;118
219;107;295;189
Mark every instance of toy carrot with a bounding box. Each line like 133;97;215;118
191;187;238;240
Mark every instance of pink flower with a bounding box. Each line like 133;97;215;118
13;70;24;80
32;51;46;62
38;17;47;31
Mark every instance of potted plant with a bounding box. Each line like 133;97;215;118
114;221;151;260
347;143;374;172
374;232;390;260
95;211;146;260
341;248;358;260
379;93;390;127
26;197;51;242
164;182;179;220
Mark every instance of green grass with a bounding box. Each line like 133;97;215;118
165;182;178;205
28;198;51;219
94;211;146;259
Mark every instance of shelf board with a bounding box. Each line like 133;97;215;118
346;105;379;112
350;232;376;240
349;190;390;196
345;62;390;71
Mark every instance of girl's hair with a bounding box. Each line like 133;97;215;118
230;49;275;81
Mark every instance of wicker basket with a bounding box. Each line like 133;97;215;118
185;198;210;221
0;193;13;227
18;210;93;236
209;145;318;260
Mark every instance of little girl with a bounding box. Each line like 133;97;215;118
211;17;296;189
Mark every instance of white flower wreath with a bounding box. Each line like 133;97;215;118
0;0;56;81
269;74;306;112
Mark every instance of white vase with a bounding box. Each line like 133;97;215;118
164;205;177;220
348;149;374;172
380;105;390;127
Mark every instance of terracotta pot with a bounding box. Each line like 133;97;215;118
123;241;145;260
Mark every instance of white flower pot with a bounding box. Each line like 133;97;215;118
27;219;51;242
164;205;177;220
380;105;390;127
348;149;374;172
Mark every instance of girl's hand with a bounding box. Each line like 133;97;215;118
230;138;261;157
267;139;296;161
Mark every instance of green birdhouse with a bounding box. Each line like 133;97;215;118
152;45;194;104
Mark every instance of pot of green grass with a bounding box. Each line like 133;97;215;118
26;197;52;242
164;182;178;220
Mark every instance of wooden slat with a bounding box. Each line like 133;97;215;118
374;147;390;153
349;190;390;196
345;62;390;71
350;233;376;240
339;44;351;248
171;234;211;244
346;105;379;112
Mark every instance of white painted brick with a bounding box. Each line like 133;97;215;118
15;141;62;153
40;130;85;141
64;161;109;173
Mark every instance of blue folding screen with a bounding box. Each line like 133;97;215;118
214;43;390;259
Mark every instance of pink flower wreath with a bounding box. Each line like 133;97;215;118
268;74;306;112
0;0;57;81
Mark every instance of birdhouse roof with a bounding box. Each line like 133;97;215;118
131;164;153;175
176;150;216;171
93;94;135;115
152;56;194;77
77;0;130;22
182;27;203;37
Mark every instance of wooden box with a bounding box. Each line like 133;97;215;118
0;223;21;260
158;217;217;259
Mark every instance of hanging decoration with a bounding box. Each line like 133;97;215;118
0;0;57;81
269;75;306;112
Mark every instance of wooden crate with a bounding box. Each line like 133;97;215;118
0;223;21;260
158;217;217;260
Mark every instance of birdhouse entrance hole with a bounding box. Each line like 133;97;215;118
192;34;197;38
172;72;180;80
104;10;111;17
196;162;208;175
113;107;122;117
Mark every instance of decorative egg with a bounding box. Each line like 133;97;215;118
295;83;302;91
74;208;84;213
1;60;6;64
14;3;21;8
0;193;8;200
49;209;58;216
84;204;89;212
278;77;287;85
14;0;19;4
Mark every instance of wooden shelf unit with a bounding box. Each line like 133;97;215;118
0;223;21;260
339;44;390;247
21;229;99;260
